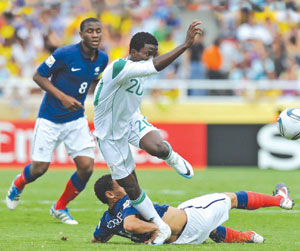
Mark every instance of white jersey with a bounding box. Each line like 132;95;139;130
93;58;158;140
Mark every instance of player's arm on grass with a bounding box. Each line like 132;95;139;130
91;234;114;243
123;214;158;235
92;221;114;243
153;20;203;71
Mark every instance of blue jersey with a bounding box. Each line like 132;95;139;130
37;42;108;123
94;195;169;243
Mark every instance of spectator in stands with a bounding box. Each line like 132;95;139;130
236;10;273;45
247;41;275;80
270;37;287;78
279;57;300;96
285;26;300;65
153;19;170;43
0;56;9;81
202;38;224;80
1;0;300;98
12;28;36;77
184;33;206;95
202;38;230;95
157;31;178;79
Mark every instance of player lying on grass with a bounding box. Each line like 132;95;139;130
92;174;294;245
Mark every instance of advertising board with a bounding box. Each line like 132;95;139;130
0;121;207;168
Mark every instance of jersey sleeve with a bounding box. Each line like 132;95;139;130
37;49;66;77
93;218;113;241
111;58;158;82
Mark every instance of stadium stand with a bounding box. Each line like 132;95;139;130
1;0;300;121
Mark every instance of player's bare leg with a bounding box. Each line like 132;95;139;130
116;171;171;245
140;131;193;179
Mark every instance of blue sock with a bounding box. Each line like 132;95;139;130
23;163;37;183
235;191;249;209
210;226;226;243
70;172;86;191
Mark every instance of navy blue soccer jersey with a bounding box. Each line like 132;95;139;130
94;195;169;243
37;42;108;123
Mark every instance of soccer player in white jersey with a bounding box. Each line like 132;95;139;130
92;174;294;245
93;20;203;244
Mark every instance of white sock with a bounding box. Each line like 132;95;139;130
130;190;166;228
163;141;173;161
166;151;178;164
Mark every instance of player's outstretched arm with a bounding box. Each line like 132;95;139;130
153;20;203;72
33;71;84;112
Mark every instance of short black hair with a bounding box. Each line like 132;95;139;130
94;174;113;204
80;17;100;32
129;32;158;52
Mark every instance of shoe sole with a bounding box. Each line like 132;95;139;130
6;197;18;210
49;206;78;225
275;183;295;210
179;172;193;179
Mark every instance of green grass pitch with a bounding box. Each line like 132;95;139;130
0;167;299;251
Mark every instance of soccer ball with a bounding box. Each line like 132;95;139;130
278;108;300;140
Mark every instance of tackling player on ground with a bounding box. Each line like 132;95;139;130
93;20;202;244
6;18;108;225
92;174;294;245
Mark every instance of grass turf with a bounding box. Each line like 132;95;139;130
0;167;299;251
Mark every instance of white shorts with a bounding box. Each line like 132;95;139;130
173;193;231;245
97;113;159;180
32;117;95;162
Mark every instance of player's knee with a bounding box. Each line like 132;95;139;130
78;162;94;178
76;158;94;173
148;141;169;158
31;162;49;177
83;162;94;174
222;192;237;208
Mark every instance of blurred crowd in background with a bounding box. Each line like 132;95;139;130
1;0;300;96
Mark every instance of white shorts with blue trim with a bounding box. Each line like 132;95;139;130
32;117;95;162
173;193;231;245
96;113;159;180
